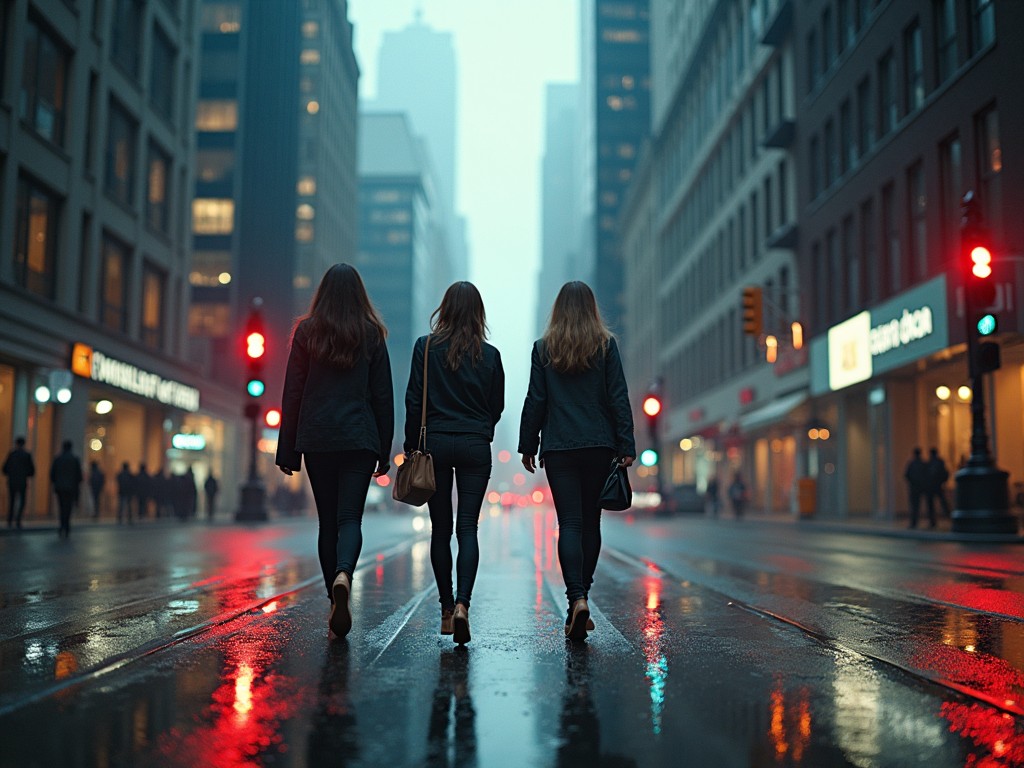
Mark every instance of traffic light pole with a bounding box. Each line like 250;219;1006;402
236;299;268;522
952;192;1015;534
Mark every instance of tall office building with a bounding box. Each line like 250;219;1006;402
536;83;581;335
190;0;360;410
0;0;242;518
580;0;651;335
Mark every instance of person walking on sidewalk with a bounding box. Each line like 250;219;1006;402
404;282;505;645
276;263;394;639
729;471;748;518
50;440;83;539
519;281;635;640
88;461;105;518
904;447;928;528
204;473;220;521
116;462;135;524
3;437;35;529
925;447;951;526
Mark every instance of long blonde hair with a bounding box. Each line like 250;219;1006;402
542;281;612;373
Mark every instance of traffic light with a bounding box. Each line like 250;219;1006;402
742;286;763;337
640;449;659;467
264;407;282;428
244;307;266;399
642;391;662;440
961;193;1001;376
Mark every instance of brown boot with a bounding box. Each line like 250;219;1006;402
453;603;471;645
440;607;455;635
565;598;590;640
329;571;352;638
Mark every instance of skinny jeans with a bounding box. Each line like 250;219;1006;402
304;450;376;599
426;433;491;609
544;447;615;606
7;482;26;526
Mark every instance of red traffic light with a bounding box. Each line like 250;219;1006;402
970;245;993;279
642;395;662;418
246;331;266;360
264;407;282;428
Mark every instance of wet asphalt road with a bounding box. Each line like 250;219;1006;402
1;508;1023;767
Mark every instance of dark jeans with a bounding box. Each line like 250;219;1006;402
544;447;615;606
7;483;26;527
305;450;376;599
426;433;491;609
56;490;75;537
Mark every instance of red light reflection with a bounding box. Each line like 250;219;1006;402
942;701;1024;767
768;678;812;764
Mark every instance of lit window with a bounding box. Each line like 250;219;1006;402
296;223;314;242
201;3;242;33
195;100;238;131
621;75;635;89
306;101;320;114
301;49;320;65
297;176;316;196
191;251;232;286
602;29;642;43
188;304;230;336
293;275;312;289
607;96;623;110
296;204;315;220
302;21;319;39
192;199;235;234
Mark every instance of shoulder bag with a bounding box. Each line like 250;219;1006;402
393;336;437;506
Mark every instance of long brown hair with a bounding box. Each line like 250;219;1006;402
430;281;487;370
542;281;612;373
297;263;387;368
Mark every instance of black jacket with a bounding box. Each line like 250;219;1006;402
50;450;83;493
3;447;35;485
276;319;395;471
518;337;636;458
404;335;505;452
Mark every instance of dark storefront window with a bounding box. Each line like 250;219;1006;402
146;141;171;234
150;23;175;121
110;0;143;77
105;99;137;208
141;264;165;348
20;16;69;146
13;176;60;300
101;234;130;333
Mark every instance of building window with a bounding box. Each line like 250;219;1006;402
824;119;837;188
838;0;854;52
826;229;840;322
105;99;137;208
146;142;171;235
302;20;319;39
907;161;927;279
821;8;834;73
141;265;165;348
843;215;859;310
861;198;878;304
110;0;143;77
809;135;821;199
970;0;995;54
297;176;317;196
188;303;230;336
878;50;897;136
940;133;962;257
839;99;853;174
84;73;99;175
190;250;233;286
976;106;1002;239
856;76;874;157
934;0;957;84
778;159;789;226
196;149;235;184
100;234;130;333
301;48;320;65
13;177;60;300
904;21;924;113
195;99;238;132
882;182;902;295
78;213;93;314
805;29;818;93
20;17;69;146
201;2;241;33
150;24;175;121
192;199;235;234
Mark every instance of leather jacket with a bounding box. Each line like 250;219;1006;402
276;319;395;471
518;337;636;458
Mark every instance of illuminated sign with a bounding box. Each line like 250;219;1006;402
171;434;206;451
827;312;872;391
71;343;200;412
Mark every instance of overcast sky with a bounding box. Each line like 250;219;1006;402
348;0;580;440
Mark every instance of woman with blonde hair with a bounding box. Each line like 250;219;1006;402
276;263;393;639
518;281;635;639
404;281;504;644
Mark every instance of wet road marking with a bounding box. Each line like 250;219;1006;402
363;584;436;666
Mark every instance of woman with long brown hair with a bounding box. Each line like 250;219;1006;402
404;281;504;645
276;263;393;639
518;281;635;640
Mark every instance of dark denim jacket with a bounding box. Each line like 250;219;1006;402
403;335;505;453
517;337;636;459
276;320;395;471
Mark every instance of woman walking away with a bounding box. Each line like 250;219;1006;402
518;281;635;640
405;282;505;645
276;263;394;639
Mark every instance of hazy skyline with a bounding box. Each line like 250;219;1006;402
348;0;580;436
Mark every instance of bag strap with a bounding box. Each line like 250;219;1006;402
418;335;431;452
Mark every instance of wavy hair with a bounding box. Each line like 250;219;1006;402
430;281;487;370
297;263;387;369
541;281;612;373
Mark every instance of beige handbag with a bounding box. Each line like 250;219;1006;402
393;335;436;505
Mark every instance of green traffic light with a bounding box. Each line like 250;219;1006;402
640;449;659;467
977;313;997;336
247;379;266;397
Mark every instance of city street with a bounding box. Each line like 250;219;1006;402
1;508;1023;766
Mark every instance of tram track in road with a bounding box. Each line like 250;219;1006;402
0;536;427;717
602;544;1024;719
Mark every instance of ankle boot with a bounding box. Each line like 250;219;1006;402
565;598;590;640
453;603;471;644
329;571;352;637
440;607;455;635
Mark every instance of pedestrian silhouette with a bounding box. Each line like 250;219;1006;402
404;282;505;645
275;263;394;639
134;463;151;519
904;447;928;528
50;440;83;538
204;473;219;521
116;462;135;523
925;447;951;526
729;471;748;518
88;461;105;518
3;436;35;529
519;281;636;640
706;474;720;517
152;466;171;518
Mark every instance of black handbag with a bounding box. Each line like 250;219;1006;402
599;460;632;511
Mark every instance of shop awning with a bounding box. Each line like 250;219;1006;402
737;391;808;432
